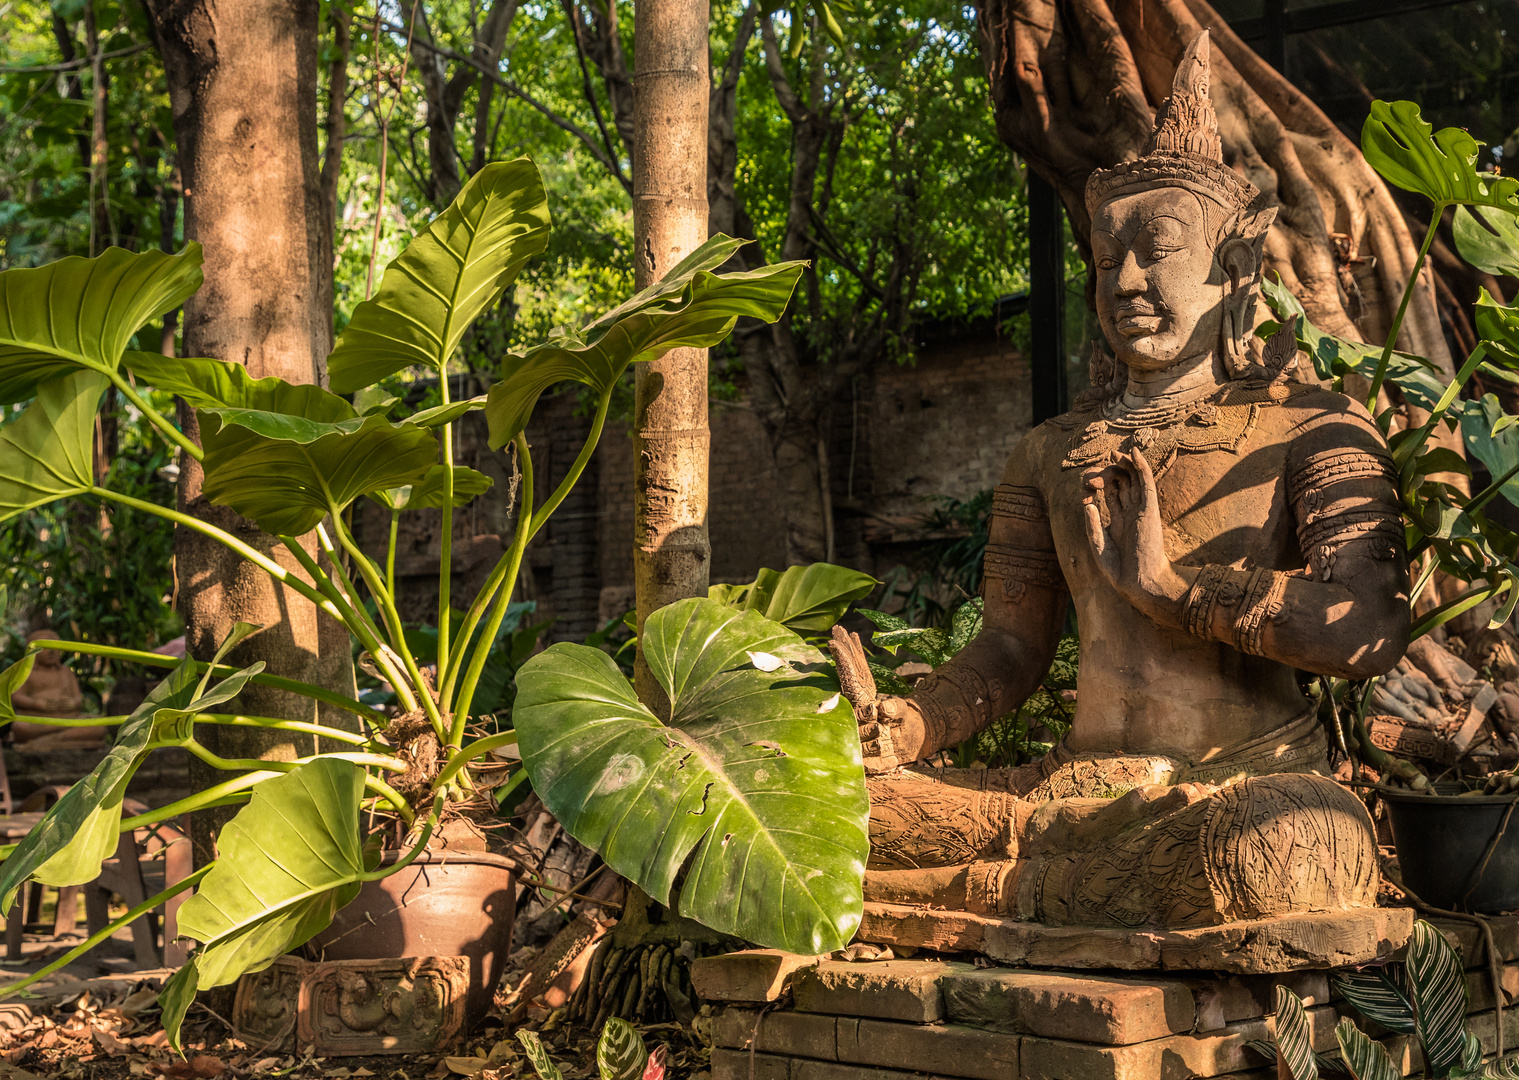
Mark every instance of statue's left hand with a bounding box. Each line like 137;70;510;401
1082;450;1189;626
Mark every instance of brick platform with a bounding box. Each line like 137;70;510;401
696;914;1519;1080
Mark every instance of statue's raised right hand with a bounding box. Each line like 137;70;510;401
828;625;928;774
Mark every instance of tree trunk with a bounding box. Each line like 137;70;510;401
631;0;711;709
974;0;1451;371
147;0;350;860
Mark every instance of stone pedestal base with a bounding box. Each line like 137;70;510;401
233;954;470;1056
855;904;1415;974
696;912;1519;1080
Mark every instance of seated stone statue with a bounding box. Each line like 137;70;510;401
10;630;101;748
833;31;1406;931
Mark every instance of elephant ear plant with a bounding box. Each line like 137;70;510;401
0;158;821;1047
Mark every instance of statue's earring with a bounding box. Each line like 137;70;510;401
1222;297;1250;377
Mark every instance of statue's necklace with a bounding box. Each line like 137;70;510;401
1062;384;1264;479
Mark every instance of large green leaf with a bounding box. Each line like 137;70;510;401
1362;100;1519;211
1477;291;1519;368
709;563;877;634
860;599;983;669
122;352;354;418
484;237;804;449
0;245;203;404
1332;968;1417;1035
0;655;36;724
328;159;552;394
0;369;108;523
1261;278;1445;410
1461;395;1519;510
173;758;367;986
367;464;493;512
1336;1019;1400;1080
513;598;869;955
1406;919;1470;1077
199;408;439;535
1454;205;1519;279
0;636;263;911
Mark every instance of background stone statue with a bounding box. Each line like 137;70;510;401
10;630;99;749
832;32;1407;930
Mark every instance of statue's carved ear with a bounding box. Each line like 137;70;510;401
1217;237;1261;295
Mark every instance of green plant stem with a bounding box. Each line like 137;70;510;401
362;791;444;882
1367;210;1443;410
119;793;252;833
311;524;419;713
432;729;518;791
328;510;446;740
24;639;386;727
0;865;211;1000
7;711;379;748
1411;578;1514;640
387;511;400;596
89;485;339;619
282;532;414;710
108;371;204;463
1410;557;1441;608
451;433;533;739
1395;344;1488;479
175;740;414;819
527;390;611;541
438;381;455;678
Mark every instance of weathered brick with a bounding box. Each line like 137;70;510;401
1019;1002;1340;1080
1188;971;1330;1032
711;1047;792;1080
835;1018;1018;1080
941;969;1192;1045
692;950;826;1003
714;1008;837;1060
793;960;978;1023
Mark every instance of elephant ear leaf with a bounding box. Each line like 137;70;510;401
0;647;258;912
368;464;493;512
0;244;203;404
163;758;369;1049
123;353;356;420
1362;100;1519;212
711;563;877;634
328;158;552;394
484;237;804;450
513;597;868;955
199;408;438;535
0;369;109;524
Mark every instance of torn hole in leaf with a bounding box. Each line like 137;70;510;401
817;693;841;713
747;740;787;757
687;781;714;816
747;651;783;672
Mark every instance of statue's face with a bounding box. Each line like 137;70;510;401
1092;188;1224;373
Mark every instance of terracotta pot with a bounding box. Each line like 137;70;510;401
1384;785;1519;913
307;850;517;1030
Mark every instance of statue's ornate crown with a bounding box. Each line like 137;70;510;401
1085;31;1272;242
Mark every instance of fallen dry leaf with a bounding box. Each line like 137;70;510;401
445;1055;491;1076
93;1027;132;1055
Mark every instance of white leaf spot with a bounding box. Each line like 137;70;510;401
748;651;783;672
818;693;841;713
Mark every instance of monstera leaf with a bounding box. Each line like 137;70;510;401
0;624;263;911
1455;205;1519;280
1261;279;1445;410
328;159;551;394
0;369;108;523
513;598;869;955
199;408;439;535
0;245;203;404
163;758;369;1048
710;563;877;634
368;464;493;511
1477;291;1519;368
484;237;804;449
1362;100;1519;212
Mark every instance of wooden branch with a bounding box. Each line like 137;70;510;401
759;16;807;123
0;41;149;73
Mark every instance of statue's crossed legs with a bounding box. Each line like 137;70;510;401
863;730;1378;929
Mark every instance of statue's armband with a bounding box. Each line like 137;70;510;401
1288;449;1404;583
984;484;1067;605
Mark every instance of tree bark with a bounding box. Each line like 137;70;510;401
974;0;1451;371
146;0;349;860
631;0;711;710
